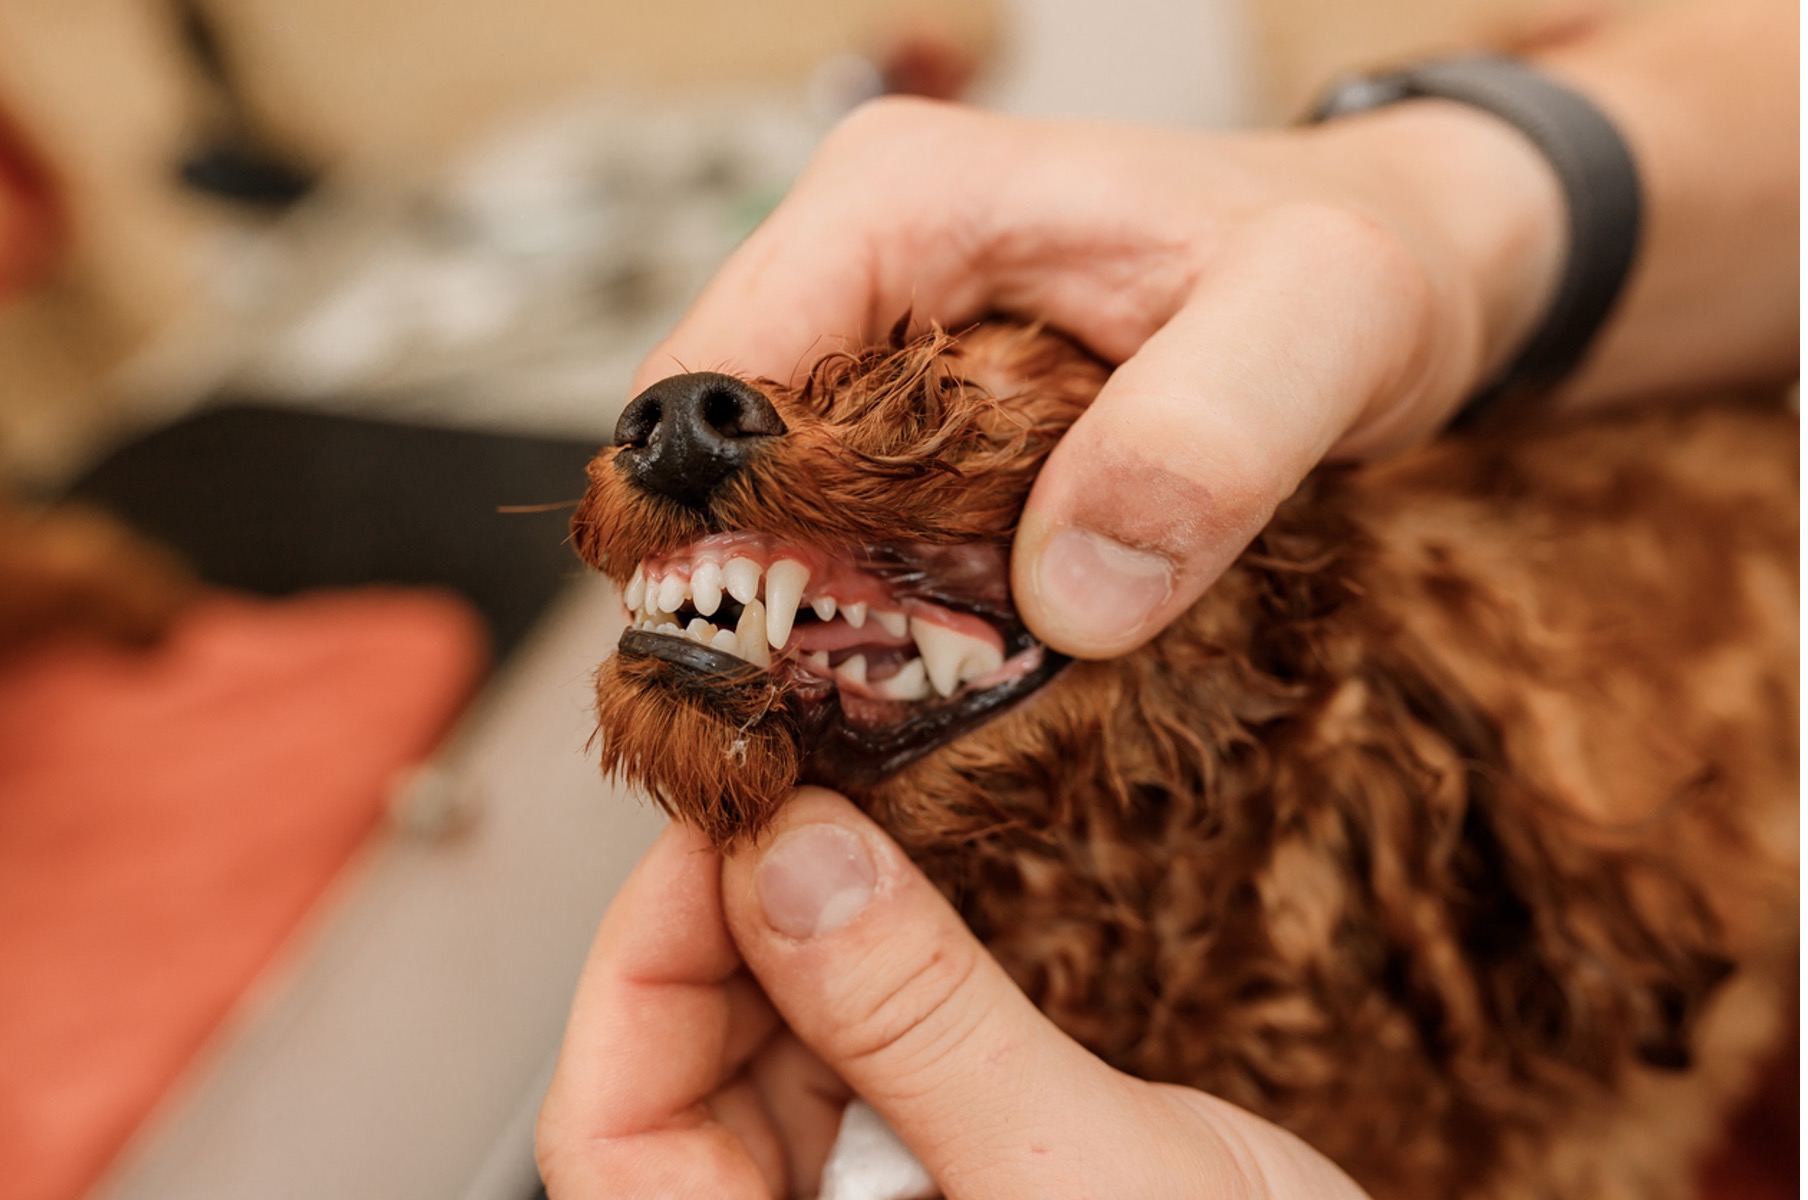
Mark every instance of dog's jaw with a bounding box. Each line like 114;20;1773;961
607;528;1070;836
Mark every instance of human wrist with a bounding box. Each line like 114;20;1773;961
1311;99;1567;426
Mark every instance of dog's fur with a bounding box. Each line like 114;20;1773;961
574;322;1798;1200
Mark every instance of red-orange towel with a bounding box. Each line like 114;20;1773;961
0;589;486;1200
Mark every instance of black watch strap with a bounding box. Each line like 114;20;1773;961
1309;55;1642;426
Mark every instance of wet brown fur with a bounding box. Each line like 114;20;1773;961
573;322;1798;1200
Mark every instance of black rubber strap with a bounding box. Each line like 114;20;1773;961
1309;55;1643;426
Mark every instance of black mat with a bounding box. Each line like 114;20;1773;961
67;403;606;665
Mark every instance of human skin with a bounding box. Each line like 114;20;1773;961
540;1;1797;1194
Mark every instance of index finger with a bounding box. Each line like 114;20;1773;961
537;821;780;1195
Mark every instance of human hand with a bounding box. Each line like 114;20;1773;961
628;97;1564;658
536;788;1373;1199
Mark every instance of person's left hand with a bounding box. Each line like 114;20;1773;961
536;788;1371;1199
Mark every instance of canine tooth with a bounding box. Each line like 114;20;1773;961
765;560;810;648
875;610;909;639
686;617;713;643
909;617;995;698
690;561;724;616
808;649;832;670
656;573;687;614
724;557;761;605
837;654;868;685
710;627;740;655
811;595;838;621
736;599;770;667
957;640;1004;684
623;567;646;612
842;601;867;629
875;657;930;701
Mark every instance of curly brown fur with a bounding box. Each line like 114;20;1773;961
573;322;1798;1200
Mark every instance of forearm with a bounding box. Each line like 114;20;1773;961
1539;0;1798;403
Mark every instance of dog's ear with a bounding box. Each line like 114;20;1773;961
1375;658;1735;1080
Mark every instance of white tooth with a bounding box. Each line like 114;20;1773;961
723;557;761;605
957;640;1004;684
690;561;724;616
842;601;868;629
653;617;681;636
623;567;646;612
810;595;838;621
656;573;687;614
765;559;810;648
710;627;740;655
910;617;996;698
736;599;770;667
875;657;930;701
837;654;868;685
808;649;832;671
875;610;909;639
686;617;713;643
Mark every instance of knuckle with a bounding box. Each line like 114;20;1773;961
827;937;986;1086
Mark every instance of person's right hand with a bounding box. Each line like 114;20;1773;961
630;96;1567;658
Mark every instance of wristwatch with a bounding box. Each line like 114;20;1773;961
1309;56;1643;426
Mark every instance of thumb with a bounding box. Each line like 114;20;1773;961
720;788;1141;1194
1013;204;1445;658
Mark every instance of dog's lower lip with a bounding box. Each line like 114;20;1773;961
619;628;748;675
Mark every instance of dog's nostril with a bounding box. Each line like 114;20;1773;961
613;372;787;509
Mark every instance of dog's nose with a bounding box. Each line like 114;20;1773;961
612;372;787;508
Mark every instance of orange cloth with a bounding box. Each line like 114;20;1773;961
0;590;485;1200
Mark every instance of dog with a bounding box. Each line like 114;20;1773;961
571;320;1797;1200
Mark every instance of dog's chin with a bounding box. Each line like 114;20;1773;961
596;530;1069;843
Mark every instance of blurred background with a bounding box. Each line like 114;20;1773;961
0;1;1678;1199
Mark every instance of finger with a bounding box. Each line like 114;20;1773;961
746;1031;852;1198
719;788;1146;1195
537;822;778;1198
630;99;1008;395
1012;203;1437;658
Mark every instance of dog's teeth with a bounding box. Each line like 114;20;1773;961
685;617;713;643
656;573;687;615
909;617;997;698
875;610;909;639
736;599;770;667
690;561;724;616
724;557;761;604
764;559;810;648
623;567;646;612
837;654;868;685
653;616;681;636
956;640;1003;684
875;657;930;701
710;627;740;655
810;595;838;621
807;649;832;671
842;602;868;629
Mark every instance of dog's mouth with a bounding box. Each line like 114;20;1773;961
615;531;1068;784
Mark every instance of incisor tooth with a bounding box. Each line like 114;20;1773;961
765;560;810;648
838;654;868;685
710;627;740;655
736;599;770;667
875;657;930;701
810;595;838;621
842;602;868;629
723;557;761;605
909;617;996;698
875;610;909;639
690;561;724;616
808;649;832;671
656;573;687;614
686;617;713;643
623;567;646;612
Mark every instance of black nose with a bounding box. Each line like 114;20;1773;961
612;372;787;509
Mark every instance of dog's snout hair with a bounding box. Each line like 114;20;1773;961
572;321;1799;1200
612;371;789;510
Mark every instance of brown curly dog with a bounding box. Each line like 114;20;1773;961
571;320;1798;1200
